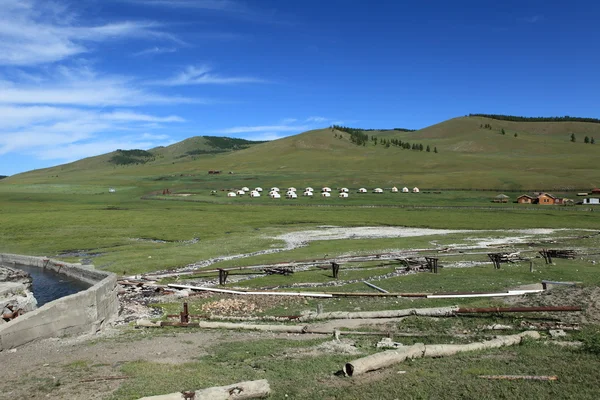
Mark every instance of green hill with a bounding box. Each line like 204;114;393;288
4;116;600;189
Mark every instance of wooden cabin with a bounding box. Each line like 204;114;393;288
517;194;535;204
536;193;556;205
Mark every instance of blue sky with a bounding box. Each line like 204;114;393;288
1;0;599;175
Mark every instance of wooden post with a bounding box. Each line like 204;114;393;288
331;262;340;279
529;261;534;272
317;303;324;315
180;302;189;324
488;253;502;269
425;257;439;273
218;269;229;285
539;249;552;264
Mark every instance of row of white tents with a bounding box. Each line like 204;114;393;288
226;186;420;198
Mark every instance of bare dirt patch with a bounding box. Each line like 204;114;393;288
0;327;310;400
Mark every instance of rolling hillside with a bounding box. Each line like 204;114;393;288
4;116;600;189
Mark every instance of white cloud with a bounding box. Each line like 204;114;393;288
0;67;199;106
0;104;182;158
33;138;166;161
133;47;178;57
243;132;283;141
127;0;247;12
214;116;340;140
0;0;175;66
524;15;544;23
215;125;311;134
103;111;185;122
152;65;267;86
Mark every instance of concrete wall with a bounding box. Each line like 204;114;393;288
0;254;118;351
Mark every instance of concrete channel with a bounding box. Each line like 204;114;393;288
0;253;118;351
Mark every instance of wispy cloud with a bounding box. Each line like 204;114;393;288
0;0;175;66
0;66;199;106
127;0;248;13
0;105;182;158
33;138;172;162
124;0;286;25
524;15;544;23
306;116;328;123
215;125;311;134
152;65;267;86
214;115;339;141
133;47;178;57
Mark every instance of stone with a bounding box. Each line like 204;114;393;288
549;329;567;338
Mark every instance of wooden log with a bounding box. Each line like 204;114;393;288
302;306;458;321
424;331;540;358
477;375;558;381
137;319;309;333
137;379;271;400
343;343;426;376
343;331;541;377
456;306;581;313
362;281;389;293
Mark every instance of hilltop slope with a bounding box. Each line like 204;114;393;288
3;116;600;189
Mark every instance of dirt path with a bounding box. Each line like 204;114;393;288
0;328;315;400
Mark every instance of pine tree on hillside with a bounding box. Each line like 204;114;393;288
585;136;590;143
501;128;506;135
426;145;430;152
571;133;576;142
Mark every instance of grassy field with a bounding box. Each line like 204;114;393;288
1;116;600;399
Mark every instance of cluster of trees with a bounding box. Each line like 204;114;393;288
109;149;155;166
332;125;370;145
333;125;438;152
203;136;267;149
336;127;416;132
372;137;437;152
571;134;596;144
471;114;600;124
480;123;493;129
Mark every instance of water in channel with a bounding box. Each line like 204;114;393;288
5;263;92;307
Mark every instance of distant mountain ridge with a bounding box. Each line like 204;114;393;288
469;114;600;124
3;115;600;189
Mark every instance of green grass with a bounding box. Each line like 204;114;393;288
109;336;600;400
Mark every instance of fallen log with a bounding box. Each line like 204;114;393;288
343;343;426;377
478;375;558;381
362;281;389;293
456;306;582;313
301;306;458;321
137;319;309;333
137;379;271;400
343;331;540;377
